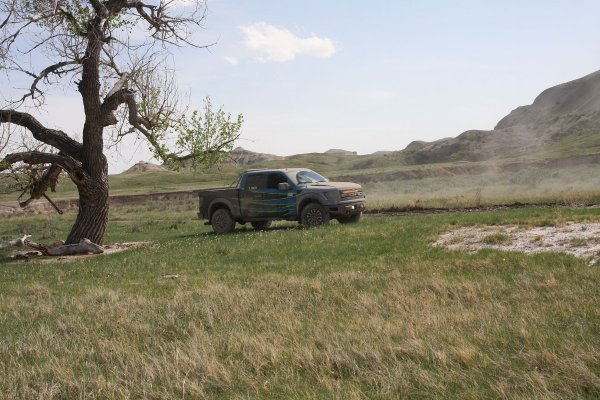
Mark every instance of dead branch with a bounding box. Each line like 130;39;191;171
47;238;104;255
3;236;103;257
0;234;31;249
15;163;63;206
0;151;84;180
16;60;81;103
23;238;49;254
42;193;64;214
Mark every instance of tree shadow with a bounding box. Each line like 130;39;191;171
0;254;13;265
175;224;302;239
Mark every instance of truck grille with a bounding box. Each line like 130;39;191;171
340;189;365;199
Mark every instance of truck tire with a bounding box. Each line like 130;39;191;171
211;208;236;234
251;220;273;230
300;202;330;228
337;212;362;224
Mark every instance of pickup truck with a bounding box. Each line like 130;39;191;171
198;168;366;233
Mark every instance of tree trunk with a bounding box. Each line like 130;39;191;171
65;173;109;245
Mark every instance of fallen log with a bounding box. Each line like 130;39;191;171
0;235;31;249
14;251;43;260
47;239;104;256
3;235;103;257
23;239;49;254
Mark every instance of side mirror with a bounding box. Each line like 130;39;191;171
278;182;291;191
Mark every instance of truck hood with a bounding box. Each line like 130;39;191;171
305;181;362;190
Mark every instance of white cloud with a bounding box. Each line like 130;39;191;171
240;22;336;62
224;56;239;65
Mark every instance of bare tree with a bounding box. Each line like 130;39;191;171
0;0;242;245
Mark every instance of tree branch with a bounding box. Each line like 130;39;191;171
17;60;80;103
106;72;130;98
18;163;63;208
0;151;83;178
100;87;138;127
89;0;107;15
0;109;83;160
175;137;238;162
1;150;89;206
0;0;15;30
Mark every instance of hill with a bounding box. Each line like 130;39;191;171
193;69;600;171
227;147;283;165
324;148;357;155
401;70;600;164
123;161;170;174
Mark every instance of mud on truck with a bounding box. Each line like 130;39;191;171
198;168;366;234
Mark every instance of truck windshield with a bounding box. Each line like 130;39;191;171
296;170;328;184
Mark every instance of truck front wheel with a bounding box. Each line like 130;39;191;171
211;208;236;234
300;203;330;228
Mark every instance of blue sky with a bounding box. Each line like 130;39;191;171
8;0;600;172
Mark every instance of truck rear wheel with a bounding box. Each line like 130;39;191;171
211;208;236;234
251;220;273;231
300;203;330;228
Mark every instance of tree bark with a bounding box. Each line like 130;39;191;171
65;172;109;245
64;9;110;246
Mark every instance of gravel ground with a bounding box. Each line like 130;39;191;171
434;222;600;261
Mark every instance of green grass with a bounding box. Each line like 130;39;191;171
1;202;600;398
482;233;513;245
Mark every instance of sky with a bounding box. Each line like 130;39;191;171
5;0;600;173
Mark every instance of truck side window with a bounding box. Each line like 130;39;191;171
267;173;289;189
245;174;267;190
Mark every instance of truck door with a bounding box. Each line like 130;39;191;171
263;172;297;218
240;173;268;219
240;172;297;219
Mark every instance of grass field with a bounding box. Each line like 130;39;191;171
1;201;600;398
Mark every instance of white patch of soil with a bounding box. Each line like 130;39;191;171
434;222;600;259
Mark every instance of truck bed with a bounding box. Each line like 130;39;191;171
197;187;240;220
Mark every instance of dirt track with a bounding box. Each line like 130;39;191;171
1;189;599;217
369;202;600;217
